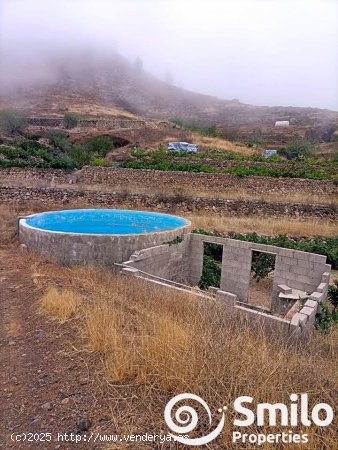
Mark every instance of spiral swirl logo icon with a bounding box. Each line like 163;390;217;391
164;393;226;446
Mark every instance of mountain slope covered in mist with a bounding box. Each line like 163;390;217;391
1;52;338;127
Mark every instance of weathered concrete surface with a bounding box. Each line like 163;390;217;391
19;216;191;269
187;233;330;314
122;239;190;283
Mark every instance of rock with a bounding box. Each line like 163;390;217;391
76;418;91;432
41;402;52;411
61;398;69;405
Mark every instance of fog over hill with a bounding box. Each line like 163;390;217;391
0;0;337;125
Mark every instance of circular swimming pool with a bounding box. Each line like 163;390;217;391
19;209;191;267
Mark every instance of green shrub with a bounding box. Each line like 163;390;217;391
0;141;76;169
193;230;338;270
328;280;338;309
226;166;331;180
86;136;113;156
316;304;338;333
70;144;91;167
251;252;276;281
199;255;221;290
46;129;71;151
170;117;219;137
0;109;27;134
285;139;316;159
63;114;80;129
90;157;110;167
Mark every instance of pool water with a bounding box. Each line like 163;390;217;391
25;209;188;235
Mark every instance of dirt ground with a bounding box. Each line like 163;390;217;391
0;249;110;449
247;274;273;310
0;247;185;450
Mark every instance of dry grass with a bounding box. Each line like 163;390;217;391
0;204;21;248
188;213;338;237
35;266;338;449
38;286;82;322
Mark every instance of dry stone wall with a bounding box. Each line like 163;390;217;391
77;167;337;195
1;186;336;220
1;167;336;196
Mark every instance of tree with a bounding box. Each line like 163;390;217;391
0;109;27;134
63;114;80;129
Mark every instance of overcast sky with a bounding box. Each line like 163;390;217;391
1;0;337;110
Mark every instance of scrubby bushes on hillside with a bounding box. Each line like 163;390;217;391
170;117;219;137
0;109;27;134
63;113;80;129
0;132;116;169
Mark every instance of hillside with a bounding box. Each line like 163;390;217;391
1;51;338;135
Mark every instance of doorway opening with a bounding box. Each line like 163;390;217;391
199;243;223;290
248;250;276;310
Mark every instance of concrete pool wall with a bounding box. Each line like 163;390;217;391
19;210;191;268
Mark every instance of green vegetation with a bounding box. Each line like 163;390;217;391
193;230;338;269
170;117;219;137
328;280;338;309
126;147;336;179
164;236;184;246
199;255;221;290
251;251;276;282
0;133;115;169
0;109;27;134
85;136;113;155
283;139;316;160
0;142;75;169
226;165;331;180
63;113;80;129
46;129;71;151
316;281;338;333
124;159;217;173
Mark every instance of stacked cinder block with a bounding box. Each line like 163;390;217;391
122;239;190;283
289;271;331;335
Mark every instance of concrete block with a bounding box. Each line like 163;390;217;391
216;290;237;306
278;248;294;257
290;312;301;327
121;267;140;276
300;306;316;326
310;291;325;303
208;286;219;295
298;313;308;329
300;306;314;316
278;284;292;294
279;293;300;301
304;299;318;313
317;282;327;293
321;272;330;283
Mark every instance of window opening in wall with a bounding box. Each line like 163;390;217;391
248;250;276;310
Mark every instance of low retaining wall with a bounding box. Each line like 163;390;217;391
1;167;337;196
77;167;337;195
1;186;336;220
